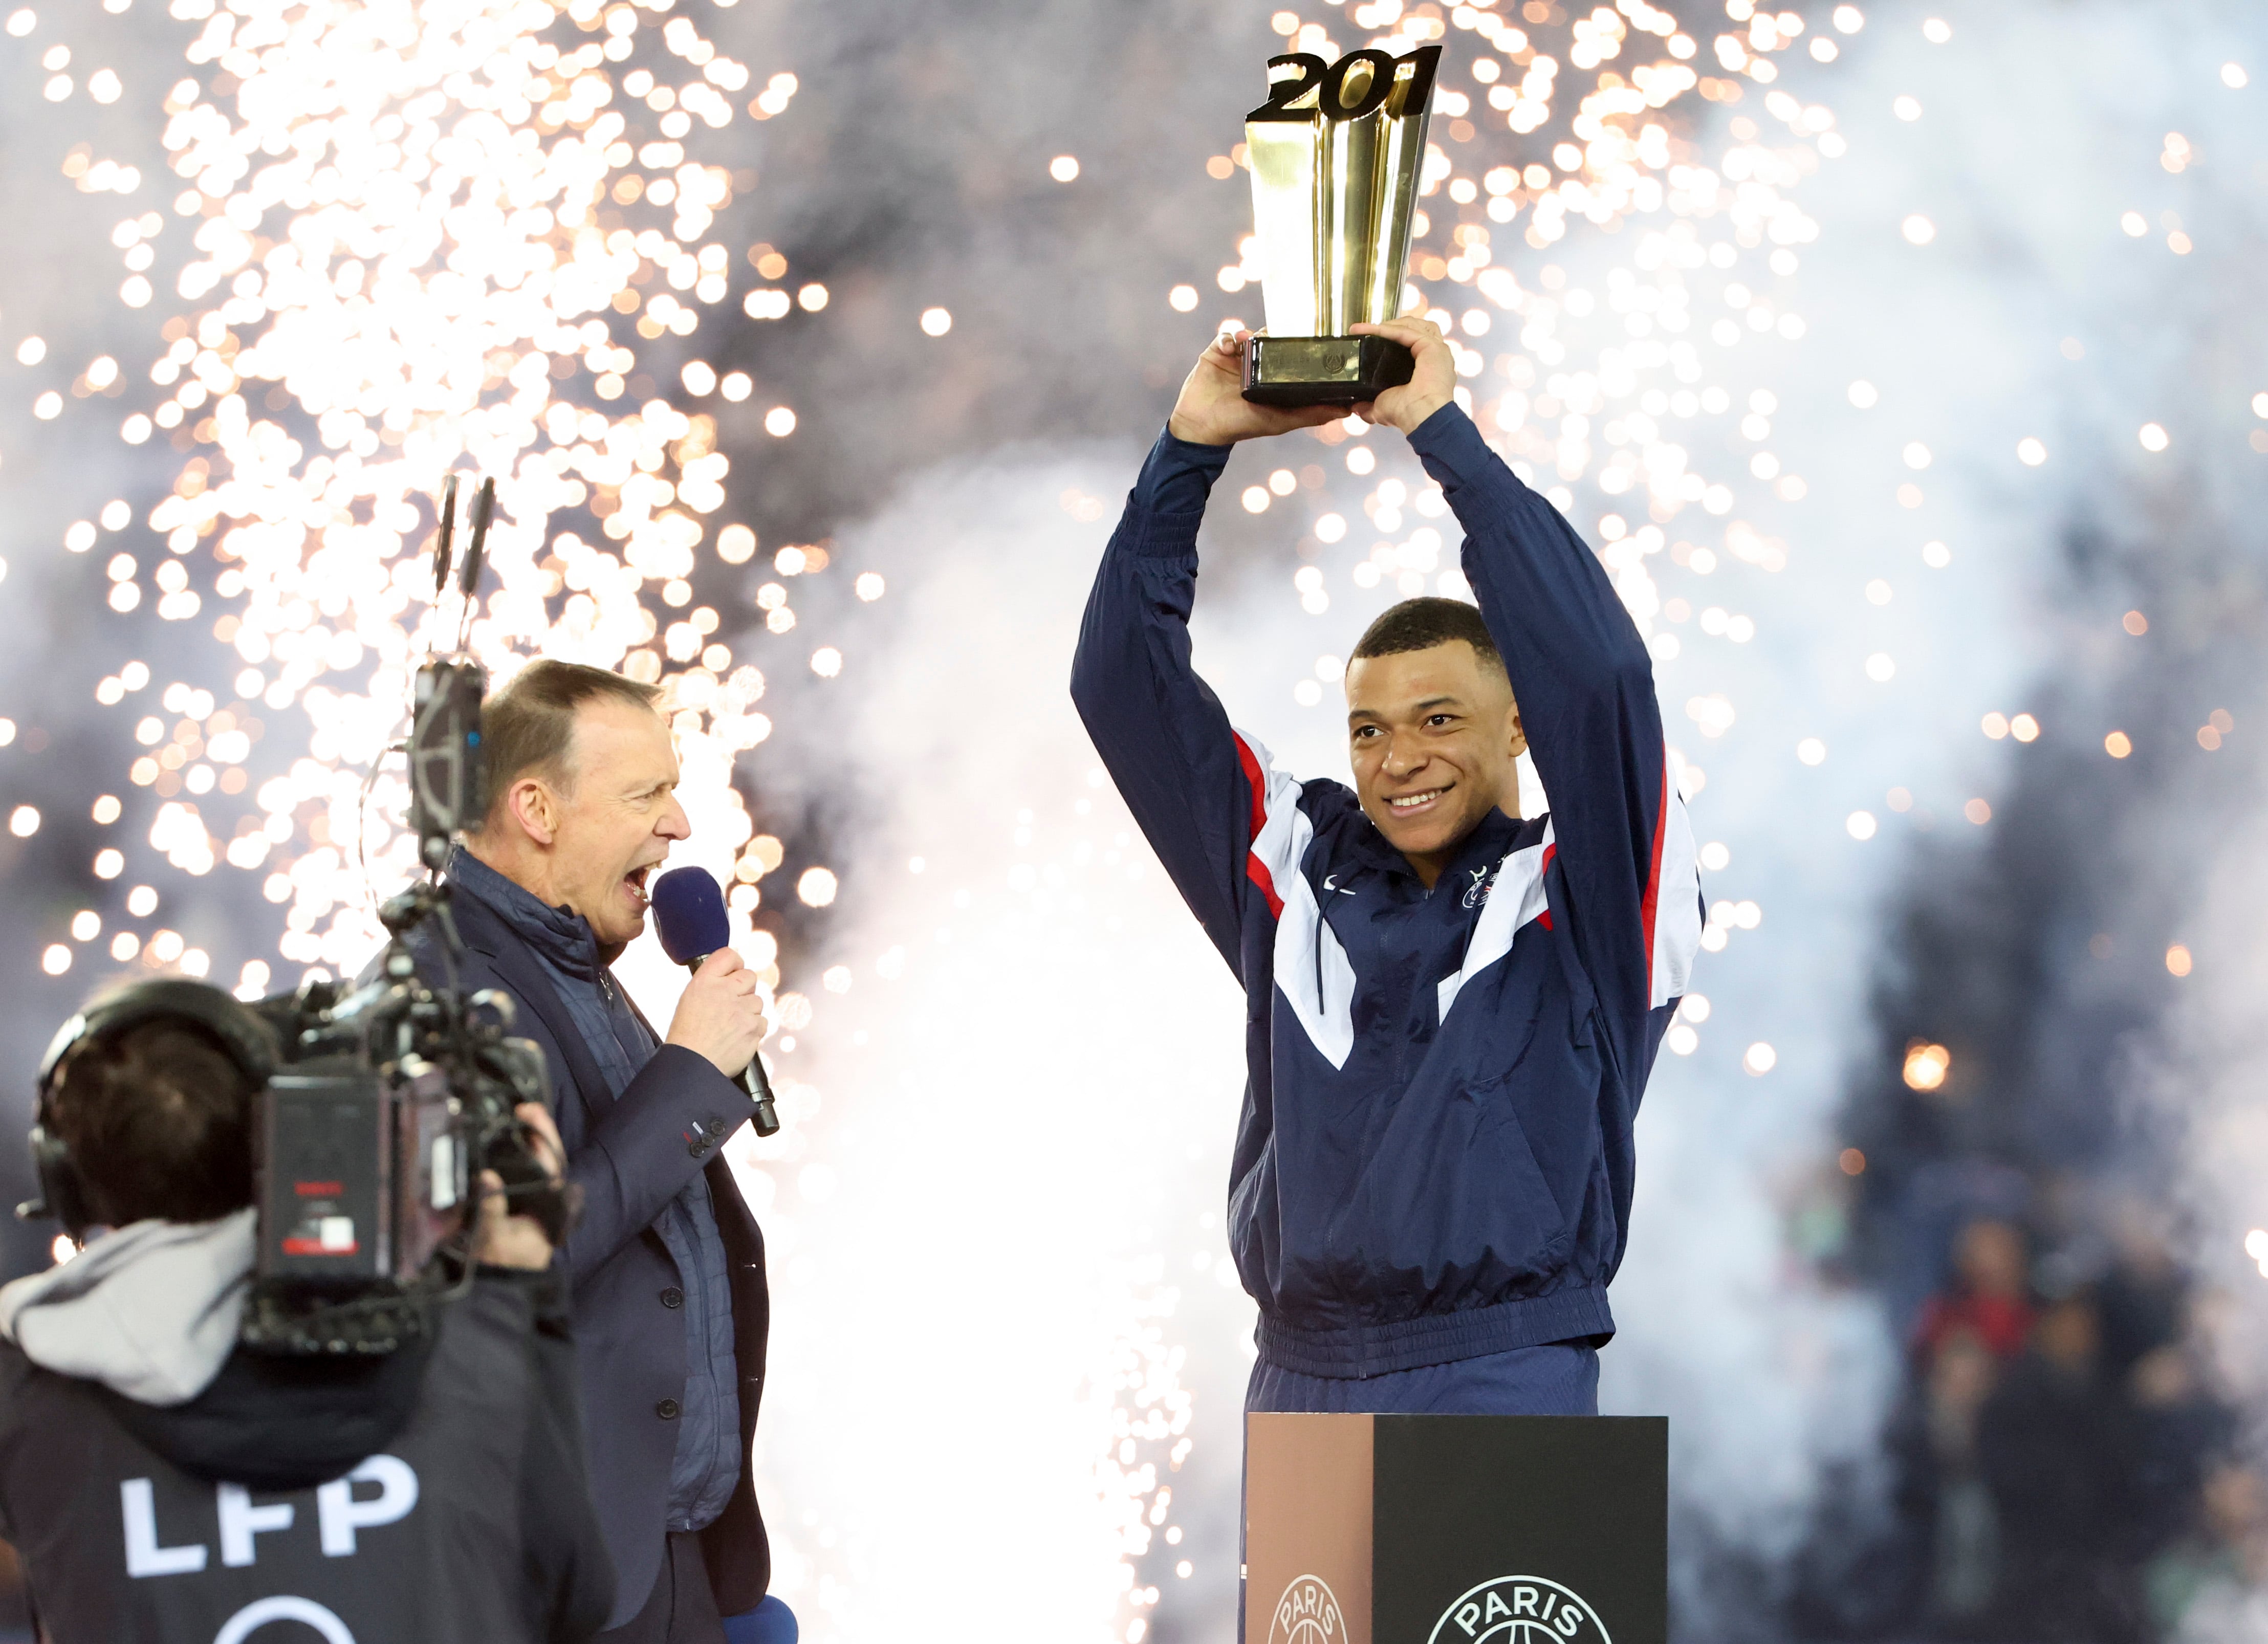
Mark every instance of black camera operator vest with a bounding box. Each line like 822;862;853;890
0;1278;611;1643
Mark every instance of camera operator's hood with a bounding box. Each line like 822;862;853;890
0;1209;253;1406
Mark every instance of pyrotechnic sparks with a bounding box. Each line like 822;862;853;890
1901;1040;1950;1091
0;0;906;1619
4;0;838;1000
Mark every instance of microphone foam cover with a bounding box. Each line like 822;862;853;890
650;865;731;966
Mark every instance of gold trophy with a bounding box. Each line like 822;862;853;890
1240;44;1442;406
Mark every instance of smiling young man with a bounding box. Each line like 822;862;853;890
1072;317;1702;1417
408;660;790;1643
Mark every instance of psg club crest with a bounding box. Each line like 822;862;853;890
1427;1576;1611;1644
1269;1573;1347;1644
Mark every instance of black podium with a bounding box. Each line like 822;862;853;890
1246;1414;1666;1643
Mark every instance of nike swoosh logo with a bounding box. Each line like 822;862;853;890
1321;874;1356;895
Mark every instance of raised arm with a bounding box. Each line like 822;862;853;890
1356;319;1701;1075
1071;333;1338;970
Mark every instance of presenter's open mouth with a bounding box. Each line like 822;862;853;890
622;864;654;907
1386;786;1448;816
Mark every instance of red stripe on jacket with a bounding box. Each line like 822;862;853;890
1638;749;1669;972
1232;734;1285;919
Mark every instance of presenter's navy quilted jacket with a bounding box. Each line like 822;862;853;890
1072;403;1702;1379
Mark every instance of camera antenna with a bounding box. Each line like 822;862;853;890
421;474;460;652
454;477;495;653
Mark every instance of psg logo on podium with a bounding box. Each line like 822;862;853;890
1245;1414;1665;1644
1427;1576;1611;1644
1268;1573;1347;1644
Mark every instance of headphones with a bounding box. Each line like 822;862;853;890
20;979;279;1240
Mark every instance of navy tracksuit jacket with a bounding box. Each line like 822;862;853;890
1072;402;1702;1391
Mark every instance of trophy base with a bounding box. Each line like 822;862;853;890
1240;334;1415;407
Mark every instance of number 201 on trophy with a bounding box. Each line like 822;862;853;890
1246;43;1441;125
1237;44;1442;407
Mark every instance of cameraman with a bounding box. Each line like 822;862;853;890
0;979;614;1641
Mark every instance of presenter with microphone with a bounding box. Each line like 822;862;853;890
399;659;794;1644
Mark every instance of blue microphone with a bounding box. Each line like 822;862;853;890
649;866;780;1137
723;1597;799;1644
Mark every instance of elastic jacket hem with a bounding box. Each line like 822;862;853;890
1256;1285;1615;1378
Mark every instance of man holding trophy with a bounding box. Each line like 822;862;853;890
1071;44;1700;1419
